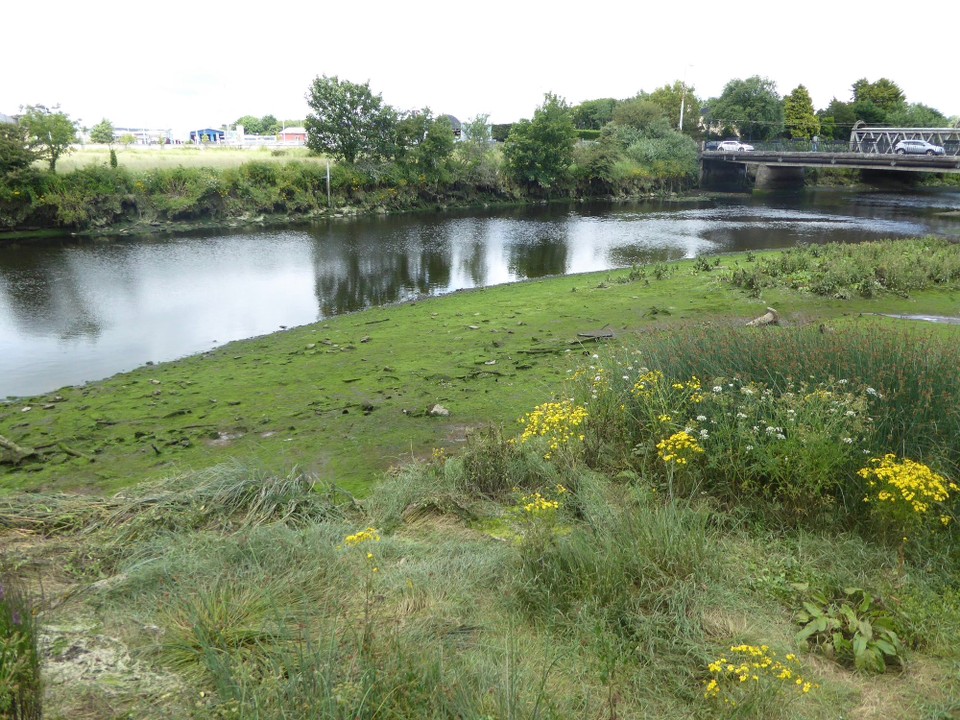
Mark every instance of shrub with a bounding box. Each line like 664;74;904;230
794;586;906;673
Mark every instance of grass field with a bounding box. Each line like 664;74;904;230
55;144;326;173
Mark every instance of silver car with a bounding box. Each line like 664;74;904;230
716;140;754;152
893;139;945;156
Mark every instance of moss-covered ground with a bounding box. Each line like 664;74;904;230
3;250;960;496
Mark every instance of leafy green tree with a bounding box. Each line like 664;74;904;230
393;108;455;184
235;115;264;134
18;105;78;171
851;78;905;113
572;98;617;130
886;103;948;128
708;76;783;142
611;98;673;137
851;99;887;125
417;115;456;186
0;123;41;175
783;85;820;139
304;75;397;163
502;93;577;194
455;114;498;188
89;118;115;144
260;114;281;134
816;98;857;140
647;81;702;136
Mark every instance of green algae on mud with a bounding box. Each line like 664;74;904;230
3;252;960;496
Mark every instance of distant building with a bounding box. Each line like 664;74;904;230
278;126;307;144
190;128;225;143
114;127;173;144
0;112;16;125
440;114;462;137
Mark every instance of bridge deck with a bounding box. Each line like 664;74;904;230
702;151;960;174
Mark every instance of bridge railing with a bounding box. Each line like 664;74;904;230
747;139;850;154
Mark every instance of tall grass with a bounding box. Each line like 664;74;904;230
612;322;960;474
11;259;960;717
0;570;41;720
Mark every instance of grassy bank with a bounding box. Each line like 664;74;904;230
3;239;960;718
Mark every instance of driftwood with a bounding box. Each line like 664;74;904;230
746;307;780;327
577;323;616;341
0;434;37;464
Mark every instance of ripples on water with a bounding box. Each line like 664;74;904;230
1;188;958;398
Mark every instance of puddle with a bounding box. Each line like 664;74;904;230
878;314;960;325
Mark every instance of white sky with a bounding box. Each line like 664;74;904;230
3;0;957;136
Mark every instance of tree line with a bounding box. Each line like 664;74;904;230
0;74;956;233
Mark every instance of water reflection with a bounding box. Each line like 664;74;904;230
1;188;959;398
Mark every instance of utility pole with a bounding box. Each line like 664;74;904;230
678;65;693;133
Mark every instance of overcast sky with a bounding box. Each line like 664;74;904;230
4;0;957;136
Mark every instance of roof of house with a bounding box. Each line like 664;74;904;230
0;113;16;125
280;126;307;134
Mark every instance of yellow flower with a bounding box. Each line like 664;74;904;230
656;431;704;466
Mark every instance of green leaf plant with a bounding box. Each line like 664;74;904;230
794;585;905;673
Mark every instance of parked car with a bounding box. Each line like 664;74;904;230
893;139;945;156
717;140;754;152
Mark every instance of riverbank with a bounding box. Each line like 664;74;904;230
3;241;960;719
3;240;960;495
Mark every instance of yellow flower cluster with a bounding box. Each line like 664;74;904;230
704;644;816;703
520;492;561;516
518;400;588;459
860;454;959;521
656;431;705;465
631;370;664;399
342;527;381;547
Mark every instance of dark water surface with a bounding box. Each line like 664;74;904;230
2;188;959;398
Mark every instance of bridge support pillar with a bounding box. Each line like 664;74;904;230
754;164;805;190
700;159;748;191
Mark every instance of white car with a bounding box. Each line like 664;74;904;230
716;140;754;152
893;139;945;156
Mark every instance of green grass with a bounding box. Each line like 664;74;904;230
55;145;326;173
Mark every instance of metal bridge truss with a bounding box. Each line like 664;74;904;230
849;126;960;156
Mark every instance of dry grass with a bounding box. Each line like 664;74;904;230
56;145;327;172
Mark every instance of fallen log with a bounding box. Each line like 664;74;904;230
746;307;780;327
0;434;37;464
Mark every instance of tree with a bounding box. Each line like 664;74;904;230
417;115;456;186
456;114;498;188
304;75;397;163
647;81;702;136
260;114;281;134
0;123;41;175
572;98;617;130
235;115;264;134
708;76;783;142
18;105;78;171
783;85;820;139
816;98;857;140
611;98;672;137
886;103;949;128
851;78;905;113
89;118;115;144
394;108;456;184
502;93;577;194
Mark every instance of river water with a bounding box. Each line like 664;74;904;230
2;188;959;399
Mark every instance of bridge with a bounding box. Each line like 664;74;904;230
700;126;960;189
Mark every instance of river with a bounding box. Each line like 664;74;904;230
2;188;959;399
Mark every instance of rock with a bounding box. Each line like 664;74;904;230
429;404;450;417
